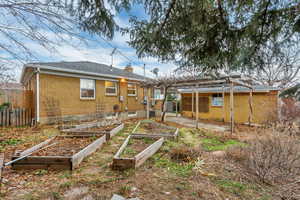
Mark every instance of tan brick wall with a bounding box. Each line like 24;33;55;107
181;91;278;124
39;74;147;119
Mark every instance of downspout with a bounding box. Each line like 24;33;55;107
36;68;40;123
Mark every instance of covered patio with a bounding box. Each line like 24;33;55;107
143;75;255;134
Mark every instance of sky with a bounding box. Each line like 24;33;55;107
0;2;178;82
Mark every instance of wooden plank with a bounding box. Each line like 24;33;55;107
57;135;103;138
173;128;179;139
112;158;135;170
131;121;141;134
131;133;174;139
109;123;124;138
71;134;106;169
11;156;71;164
135;137;164;168
18;137;55;157
12;164;71;170
62;130;106;135
114;135;131;158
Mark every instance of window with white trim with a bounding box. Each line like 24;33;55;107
128;111;137;117
212;93;223;106
105;81;118;95
127;83;137;96
80;79;95;99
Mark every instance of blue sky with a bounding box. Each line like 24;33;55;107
1;2;177;81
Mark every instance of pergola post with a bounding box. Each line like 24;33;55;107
175;95;178;117
146;88;150;119
196;84;199;129
192;90;194;119
248;89;253;126
230;82;234;134
222;86;225;122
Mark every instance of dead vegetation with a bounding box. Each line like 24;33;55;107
1;119;299;199
170;146;201;163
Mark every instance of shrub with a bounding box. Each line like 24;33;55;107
227;134;300;184
170;146;201;162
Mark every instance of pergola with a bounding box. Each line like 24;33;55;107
143;75;255;134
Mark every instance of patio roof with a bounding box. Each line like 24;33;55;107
178;85;279;93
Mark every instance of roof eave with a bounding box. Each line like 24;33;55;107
26;64;147;82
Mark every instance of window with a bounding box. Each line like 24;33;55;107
154;89;164;100
127;83;137;96
128;111;137;117
212;94;223;106
105;81;117;95
80;79;95;99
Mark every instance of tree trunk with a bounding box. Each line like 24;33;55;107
161;87;168;122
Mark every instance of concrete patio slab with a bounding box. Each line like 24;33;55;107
166;116;229;132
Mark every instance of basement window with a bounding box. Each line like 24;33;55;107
128;111;137;117
212;93;223;106
128;83;137;96
105;81;118;96
80;79;95;99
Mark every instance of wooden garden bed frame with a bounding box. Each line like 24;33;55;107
132;120;179;140
112;134;164;170
11;123;124;170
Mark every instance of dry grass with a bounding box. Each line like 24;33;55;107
170;145;202;163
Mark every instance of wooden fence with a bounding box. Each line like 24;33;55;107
0;108;33;127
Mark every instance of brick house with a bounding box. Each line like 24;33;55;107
20;61;162;124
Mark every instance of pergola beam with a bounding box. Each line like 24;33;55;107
229;79;253;89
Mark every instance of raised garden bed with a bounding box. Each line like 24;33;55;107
112;134;164;170
132;120;179;140
11;123;124;170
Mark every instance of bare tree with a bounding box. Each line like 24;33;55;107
0;61;16;83
0;0;83;63
243;39;300;89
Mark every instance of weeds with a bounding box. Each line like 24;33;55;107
153;154;194;177
201;138;245;151
118;185;131;197
214;179;246;195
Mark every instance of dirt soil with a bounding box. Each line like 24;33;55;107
31;136;98;156
85;124;120;132
120;138;157;158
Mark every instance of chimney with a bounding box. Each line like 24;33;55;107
124;64;133;73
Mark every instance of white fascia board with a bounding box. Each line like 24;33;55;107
40;69;119;82
179;90;271;93
25;64;145;82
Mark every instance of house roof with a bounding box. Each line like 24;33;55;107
0;82;24;90
179;85;279;93
22;61;146;82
